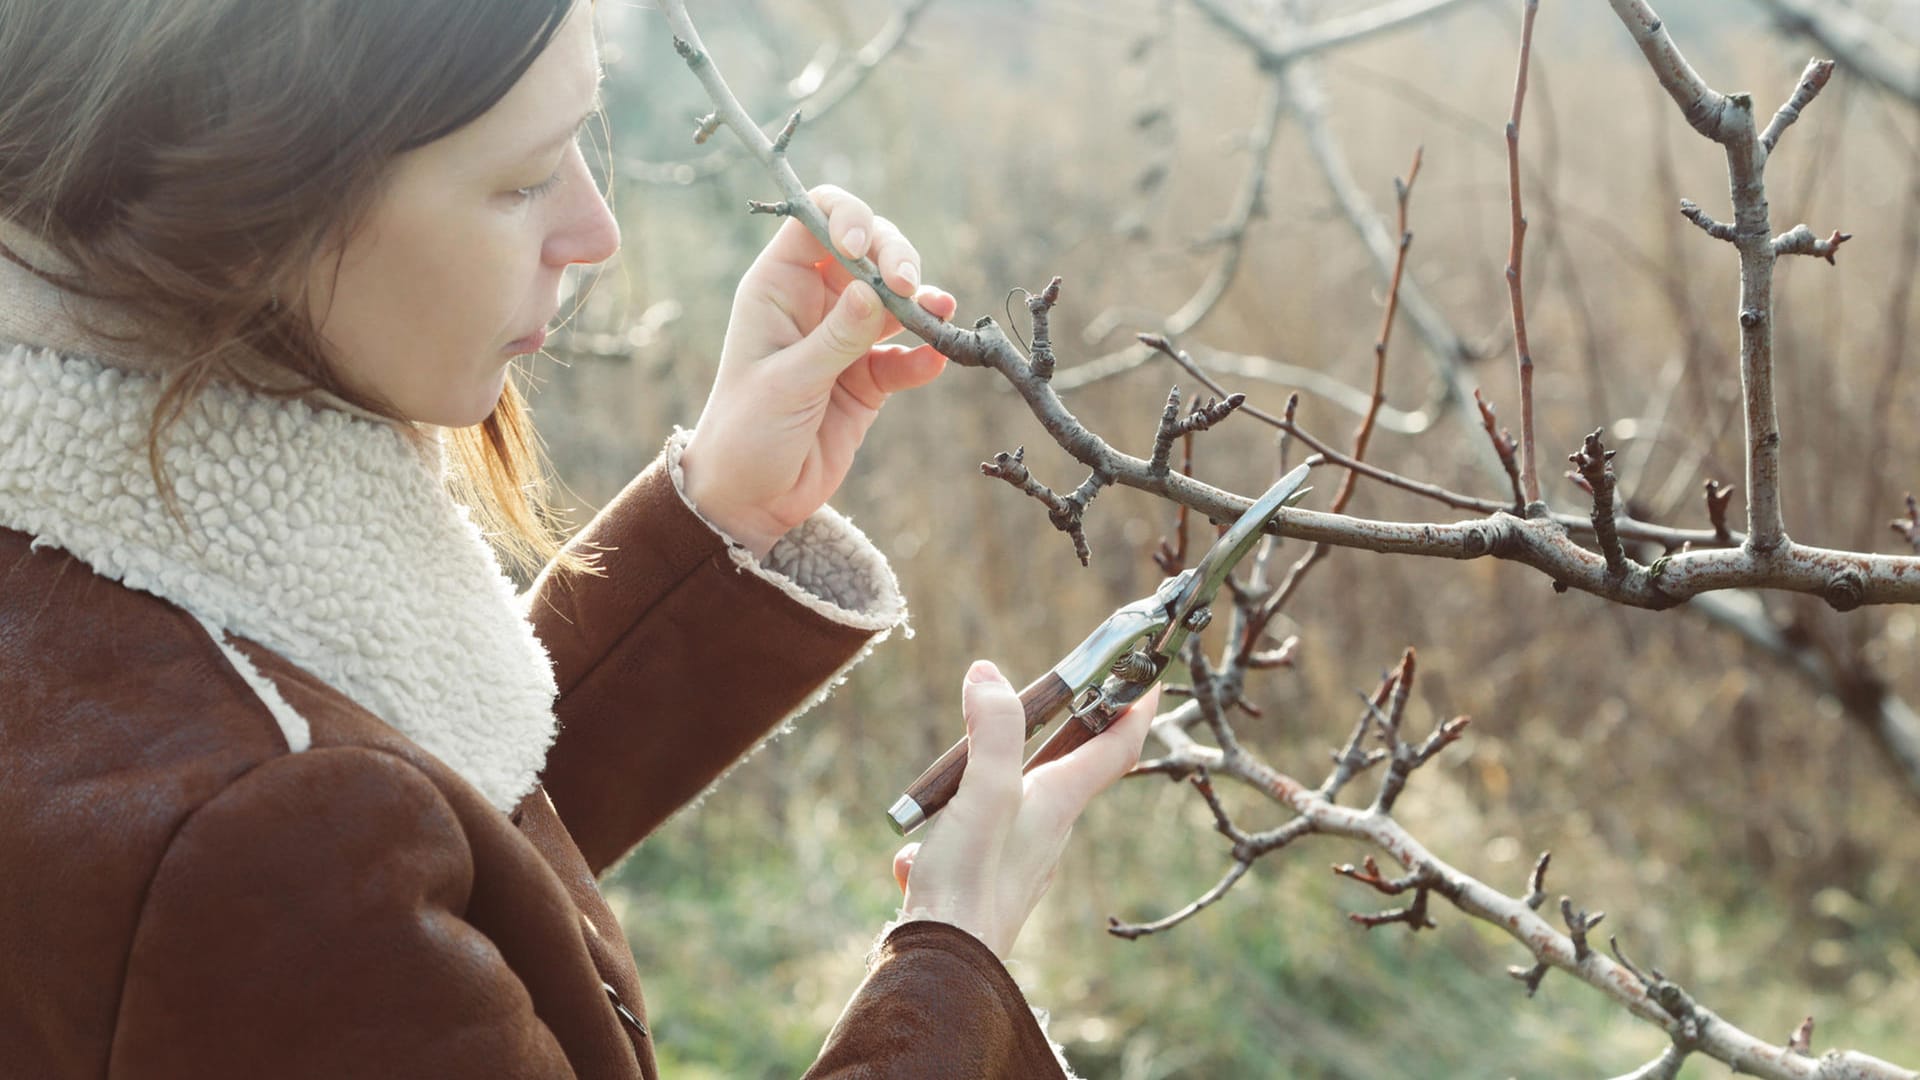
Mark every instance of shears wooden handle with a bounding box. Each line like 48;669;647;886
887;671;1076;835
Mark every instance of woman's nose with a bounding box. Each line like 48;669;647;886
543;154;620;268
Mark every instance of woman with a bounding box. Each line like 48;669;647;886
0;1;1156;1077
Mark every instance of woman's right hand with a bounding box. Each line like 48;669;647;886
890;659;1160;959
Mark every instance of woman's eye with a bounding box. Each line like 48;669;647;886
512;135;585;203
513;171;563;202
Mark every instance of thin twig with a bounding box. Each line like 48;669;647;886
1679;197;1738;242
1027;276;1062;381
1762;58;1837;152
1569;429;1629;574
1604;0;1844;555
1064;71;1287;389
1506;0;1543;508
1331;146;1422;514
1106;859;1253;940
1475;389;1526;511
1281;60;1487;467
1609;1046;1690;1080
1772;224;1853;263
1756;0;1920;107
1893;495;1920;553
1524;851;1552;911
1790;1016;1817;1056
631;0;938;184
1706;479;1737;544
979;447;1107;566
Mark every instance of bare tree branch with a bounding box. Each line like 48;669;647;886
1025;277;1062;382
1506;0;1544;507
1475;389;1526;511
979;447;1109;567
1706;479;1737;544
1606;0;1845;555
1894;494;1920;554
1569;428;1628;574
677;66;1920;618
1772;223;1853;263
630;0;936;185
669;10;1920;1067
1185;345;1441;435
1679;197;1737;242
1105;856;1254;940
1063;0;1479;394
1188;0;1474;71
1060;71;1288;389
1608;1044;1689;1079
1121;643;1916;1079
1755;0;1920;108
1791;1016;1818;1057
1333;146;1422;510
1282;59;1488;460
1689;590;1920;801
1761;57;1836;151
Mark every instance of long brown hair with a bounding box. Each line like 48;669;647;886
0;0;594;574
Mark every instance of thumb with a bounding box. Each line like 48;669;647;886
892;842;920;893
797;280;886;371
954;659;1024;814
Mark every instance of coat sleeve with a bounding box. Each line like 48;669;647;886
109;748;584;1080
524;430;908;875
804;921;1071;1079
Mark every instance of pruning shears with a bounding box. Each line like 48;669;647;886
886;463;1314;834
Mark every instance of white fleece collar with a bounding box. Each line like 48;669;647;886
0;344;559;813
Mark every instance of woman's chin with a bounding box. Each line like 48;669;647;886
416;368;513;429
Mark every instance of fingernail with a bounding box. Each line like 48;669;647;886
967;659;1000;684
847;282;875;320
899;262;920;294
843;227;868;258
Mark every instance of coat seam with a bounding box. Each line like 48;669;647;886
102;614;304;1078
549;550;716;702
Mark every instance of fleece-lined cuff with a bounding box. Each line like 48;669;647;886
663;427;909;637
868;914;1080;1079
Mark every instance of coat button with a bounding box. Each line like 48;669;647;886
603;981;648;1038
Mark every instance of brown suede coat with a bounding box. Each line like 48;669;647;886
0;451;1068;1078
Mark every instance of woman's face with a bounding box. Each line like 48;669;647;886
305;0;619;428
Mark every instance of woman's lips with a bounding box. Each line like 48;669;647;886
504;327;548;355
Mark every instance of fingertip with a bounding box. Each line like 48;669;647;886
915;286;958;321
894;261;920;297
959;659;1023;776
922;350;950;383
843;278;880;322
1034;689;1162;811
892;842;920;892
1128;684;1163;726
890;348;948;394
1115;685;1161;757
843;227;871;260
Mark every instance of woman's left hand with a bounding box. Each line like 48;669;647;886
680;185;957;559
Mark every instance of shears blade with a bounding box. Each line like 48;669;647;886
1190;464;1312;602
1153;463;1313;657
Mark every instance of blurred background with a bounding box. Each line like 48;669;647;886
532;0;1920;1075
